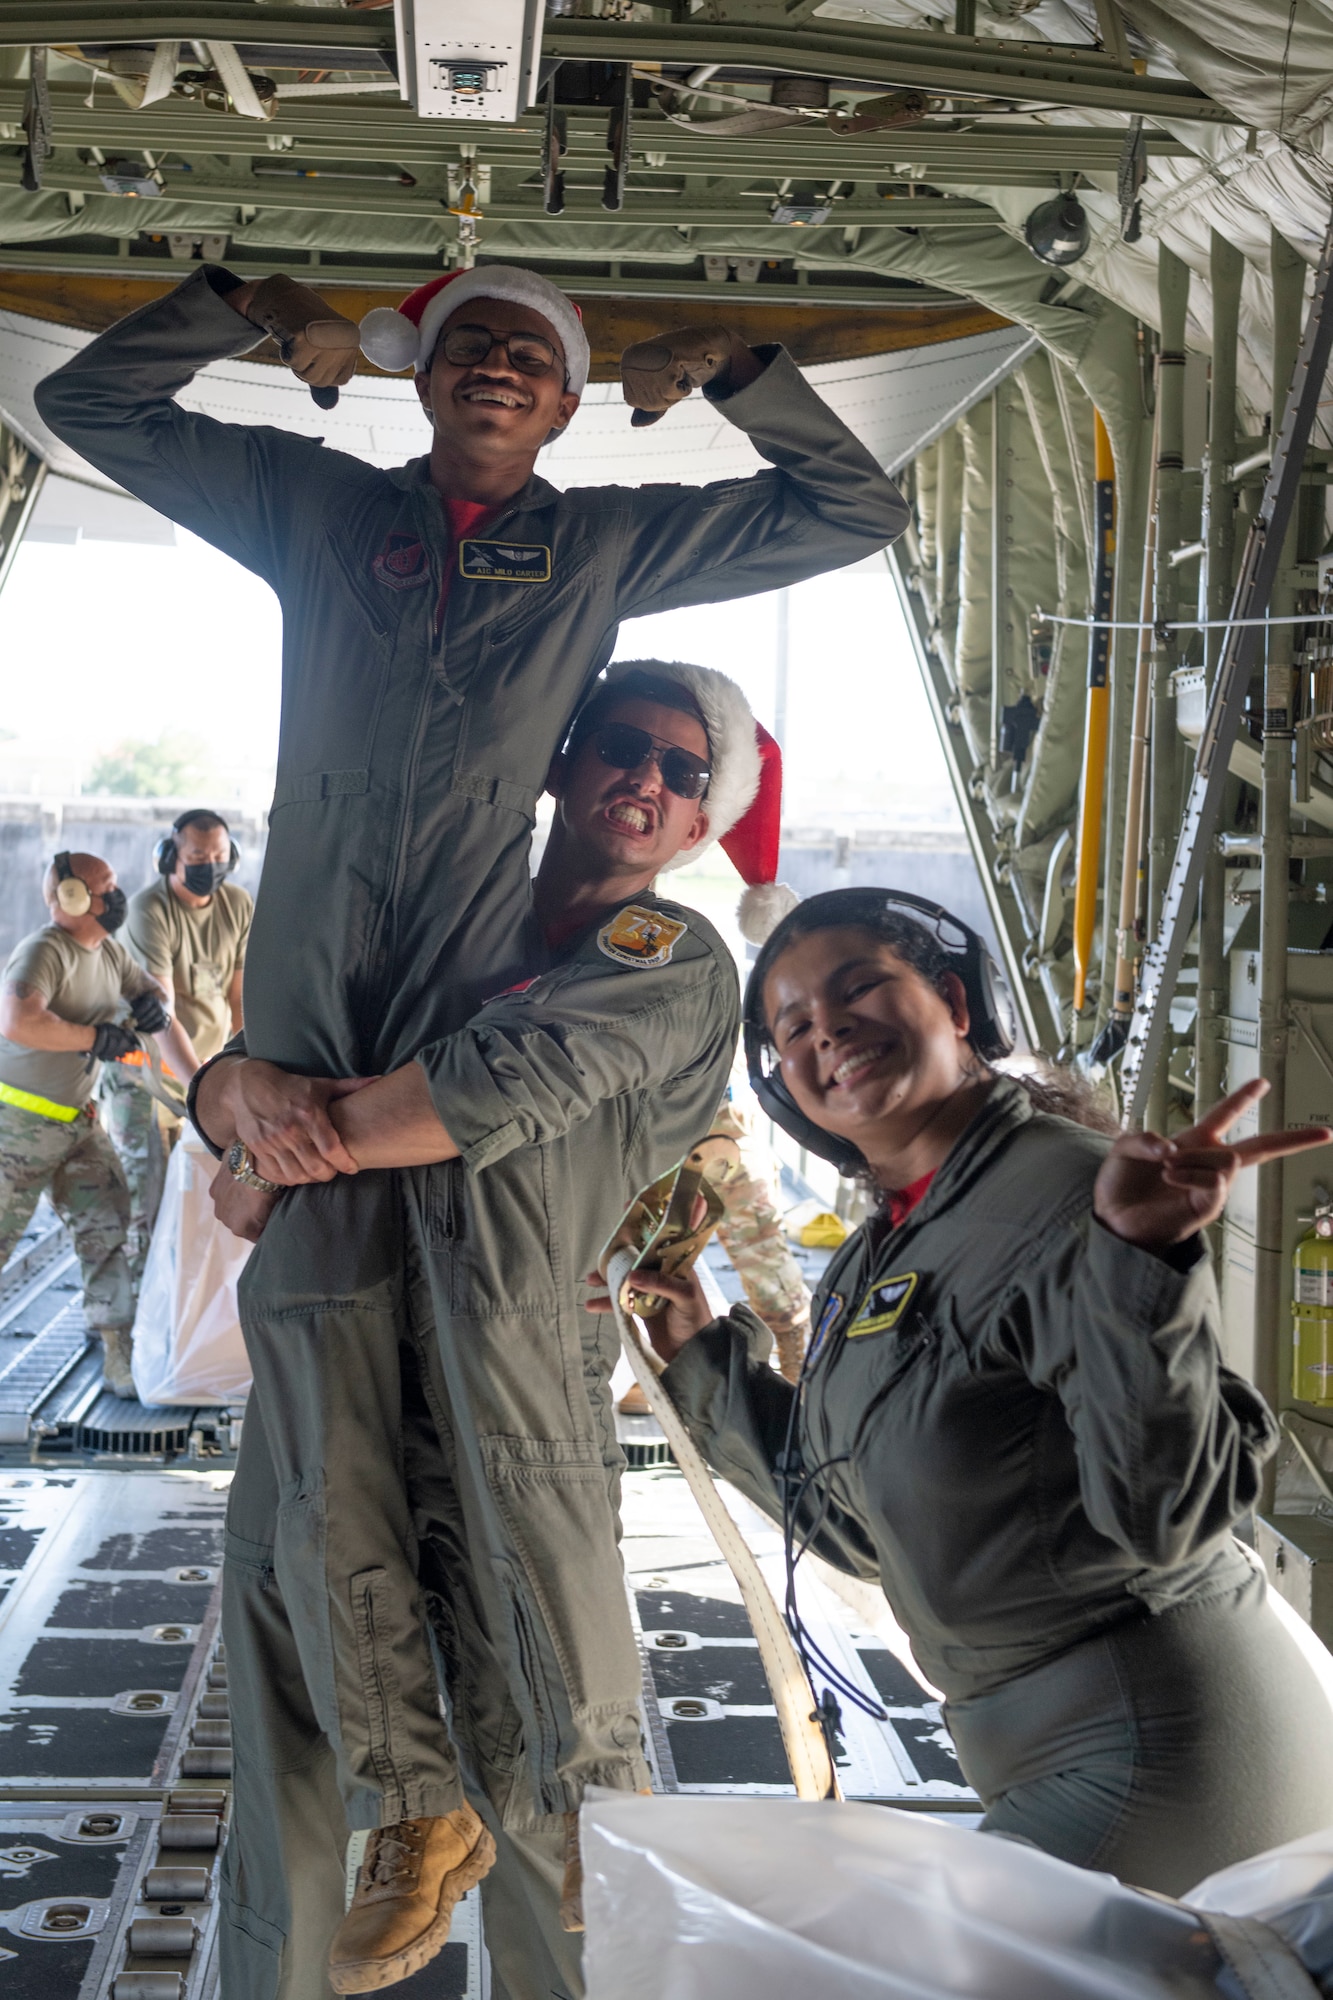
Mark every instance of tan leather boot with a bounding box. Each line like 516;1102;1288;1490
98;1328;135;1399
328;1804;495;1994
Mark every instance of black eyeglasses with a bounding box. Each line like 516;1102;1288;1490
588;724;711;801
439;323;561;377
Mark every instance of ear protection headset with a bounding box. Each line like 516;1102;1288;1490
743;887;1018;1175
154;811;239;878
52;851;92;917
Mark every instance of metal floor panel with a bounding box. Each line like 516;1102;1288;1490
622;1466;980;1809
0;1468;233;2000
0;1220;244;1468
0;1472;226;1789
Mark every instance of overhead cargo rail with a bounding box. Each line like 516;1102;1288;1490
0;9;1235;120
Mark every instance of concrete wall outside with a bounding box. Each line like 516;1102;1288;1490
0;798;269;967
0;803;995;998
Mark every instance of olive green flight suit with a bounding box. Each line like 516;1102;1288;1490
36;267;904;1996
223;895;737;2000
664;1076;1333;1892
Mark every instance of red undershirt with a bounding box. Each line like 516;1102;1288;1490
435;497;497;627
884;1169;936;1231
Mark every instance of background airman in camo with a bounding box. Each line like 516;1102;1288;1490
710;1072;811;1383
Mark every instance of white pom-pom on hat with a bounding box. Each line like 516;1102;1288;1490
359;305;421;374
357;266;590;394
590;659;795;942
737;880;800;947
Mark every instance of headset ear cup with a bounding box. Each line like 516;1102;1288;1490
55;877;91;916
971;954;1017;1061
228;840;240;873
155;838;176;877
53;852;92;918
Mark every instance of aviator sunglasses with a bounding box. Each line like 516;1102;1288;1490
588;724;711;801
439;323;562;377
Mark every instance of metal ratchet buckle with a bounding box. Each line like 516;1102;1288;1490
598;1134;741;1317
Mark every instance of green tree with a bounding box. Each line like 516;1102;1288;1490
85;733;211;798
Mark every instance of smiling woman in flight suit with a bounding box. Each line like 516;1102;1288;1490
634;887;1333;1895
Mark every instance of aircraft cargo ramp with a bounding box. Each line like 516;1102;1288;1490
0;1213;977;1999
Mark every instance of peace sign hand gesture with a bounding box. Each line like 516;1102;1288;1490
1094;1079;1332;1252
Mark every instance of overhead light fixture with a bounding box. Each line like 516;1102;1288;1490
770;184;833;226
98;157;161;196
1023;191;1089;267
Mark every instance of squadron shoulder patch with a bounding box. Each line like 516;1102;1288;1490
458;539;552;583
597;905;687;970
847;1273;919;1338
372;532;430;591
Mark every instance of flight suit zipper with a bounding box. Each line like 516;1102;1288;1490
381;494;527;948
373;494;525;998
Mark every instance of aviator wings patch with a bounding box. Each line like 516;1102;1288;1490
846;1273;919;1338
597;905;687;970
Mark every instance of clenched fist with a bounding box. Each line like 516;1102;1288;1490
235;274;360;391
620;324;756;426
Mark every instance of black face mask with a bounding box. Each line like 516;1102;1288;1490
182;862;231;897
96;888;127;935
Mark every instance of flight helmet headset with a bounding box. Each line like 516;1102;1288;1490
154;810;240;878
52;851;92;917
743;887;1018;1175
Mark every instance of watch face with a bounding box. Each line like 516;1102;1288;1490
226;1141;245;1175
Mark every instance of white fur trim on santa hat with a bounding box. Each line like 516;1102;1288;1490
360;268;590;394
597;659;762;871
737;881;799;946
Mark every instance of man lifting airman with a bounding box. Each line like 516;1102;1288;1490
37;257;907;1998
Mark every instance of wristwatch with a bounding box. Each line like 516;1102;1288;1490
226;1140;282;1196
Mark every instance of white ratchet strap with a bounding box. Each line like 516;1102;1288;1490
606;1245;839;1803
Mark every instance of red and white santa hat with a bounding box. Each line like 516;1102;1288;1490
359;267;591;394
598;659;799;945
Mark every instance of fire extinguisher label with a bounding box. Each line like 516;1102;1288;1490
1297;1268;1333;1306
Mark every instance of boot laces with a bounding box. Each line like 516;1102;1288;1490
364;1821;424;1890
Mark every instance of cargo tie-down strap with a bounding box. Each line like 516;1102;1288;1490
121;1035;189;1120
606;1248;838;1802
601;1139;839;1805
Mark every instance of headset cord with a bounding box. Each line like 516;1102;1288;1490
781;1456;889;1726
776;1349;889;1740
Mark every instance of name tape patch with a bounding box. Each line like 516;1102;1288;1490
459;539;552;583
847;1273;919;1339
597;905;687;970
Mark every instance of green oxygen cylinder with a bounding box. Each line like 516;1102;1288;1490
1293;1201;1333;1406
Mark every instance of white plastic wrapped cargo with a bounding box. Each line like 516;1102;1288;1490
130;1125;252;1407
582;1794;1333;2000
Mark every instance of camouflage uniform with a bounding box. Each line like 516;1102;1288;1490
0;1099;133;1331
99;1067;166;1293
710;1080;811;1383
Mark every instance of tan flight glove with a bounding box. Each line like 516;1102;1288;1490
244;274;360;391
620;323;739;427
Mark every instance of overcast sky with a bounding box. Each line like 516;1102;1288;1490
0;526;956;825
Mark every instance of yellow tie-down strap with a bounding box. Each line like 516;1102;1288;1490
0;1080;82;1123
